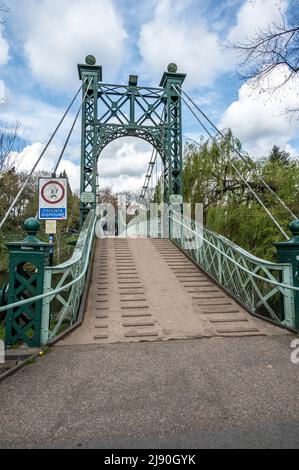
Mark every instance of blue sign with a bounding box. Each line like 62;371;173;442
39;208;66;220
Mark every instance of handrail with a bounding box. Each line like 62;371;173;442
170;213;295;327
45;213;94;271
170;215;293;291
182;214;288;269
0;211;97;313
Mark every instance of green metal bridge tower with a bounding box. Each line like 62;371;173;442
78;55;186;224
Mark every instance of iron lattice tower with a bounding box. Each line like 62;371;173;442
78;56;185;224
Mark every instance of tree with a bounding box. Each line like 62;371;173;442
0;121;22;173
268;144;290;165
224;5;299;118
98;187;118;208
183;130;268;212
182;130;299;260
225;7;299;85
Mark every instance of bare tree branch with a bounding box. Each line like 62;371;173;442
222;7;299;116
0;122;22;173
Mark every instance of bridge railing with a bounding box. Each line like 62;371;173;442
169;214;295;328
41;210;97;343
0;210;97;347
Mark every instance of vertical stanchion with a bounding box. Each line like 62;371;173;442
274;220;299;328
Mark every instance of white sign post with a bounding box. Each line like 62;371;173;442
39;178;67;220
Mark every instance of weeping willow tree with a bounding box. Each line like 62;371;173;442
183;130;299;260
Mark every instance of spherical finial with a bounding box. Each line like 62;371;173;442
85;55;96;66
289;220;299;237
167;63;178;73
23;218;40;236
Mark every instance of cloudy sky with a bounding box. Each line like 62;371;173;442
0;0;299;193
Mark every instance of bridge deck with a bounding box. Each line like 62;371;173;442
1;238;296;449
60;238;285;346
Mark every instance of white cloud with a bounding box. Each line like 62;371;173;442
98;175;146;194
10;137;160;194
1;86;81;152
99;139;152;178
138;0;233;87
16;0;127;88
220;65;299;157
1;85;83;191
138;0;289;88
228;0;287;44
0;26;9;65
0;79;5;103
98;138;162;193
12;142;81;191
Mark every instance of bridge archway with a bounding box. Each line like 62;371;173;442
96;137;162;196
78;55;186;224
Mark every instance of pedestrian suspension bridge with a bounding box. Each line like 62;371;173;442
1;55;299;352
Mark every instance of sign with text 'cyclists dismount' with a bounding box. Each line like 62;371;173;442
38;178;67;220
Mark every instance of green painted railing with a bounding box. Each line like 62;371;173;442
1;208;297;346
169;214;295;328
0;210;97;346
41;210;97;343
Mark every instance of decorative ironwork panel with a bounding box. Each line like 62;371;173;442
78;59;186;224
5;219;51;347
5;256;46;347
42;210;97;342
170;214;295;328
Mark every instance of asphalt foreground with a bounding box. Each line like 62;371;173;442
0;334;299;449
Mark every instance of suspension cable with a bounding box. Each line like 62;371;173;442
172;84;289;239
176;85;297;220
173;86;213;139
188;136;288;239
0;78;88;230
174;82;289;239
149;151;157;202
154;158;158;203
139;147;156;204
96;172;99;207
140;105;166;206
53;78;93;175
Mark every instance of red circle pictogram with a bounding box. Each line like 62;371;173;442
41;181;65;204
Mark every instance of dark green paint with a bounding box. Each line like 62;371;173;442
78;57;186;224
5;220;51;347
274;220;299;329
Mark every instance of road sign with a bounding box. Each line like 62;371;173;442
45;219;57;234
39;178;67;220
81;192;95;203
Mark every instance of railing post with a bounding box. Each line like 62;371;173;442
41;269;52;345
5;218;51;347
169;211;173;241
274;220;299;329
217;238;223;285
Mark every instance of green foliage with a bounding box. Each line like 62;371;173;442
183;131;298;261
0;323;4;341
268;145;290;166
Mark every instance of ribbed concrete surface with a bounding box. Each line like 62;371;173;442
60;238;287;346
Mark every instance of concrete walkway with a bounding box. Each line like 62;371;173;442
0;335;298;448
0;238;297;449
60;238;285;346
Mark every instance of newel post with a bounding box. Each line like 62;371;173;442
5;218;51;347
274;220;299;329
